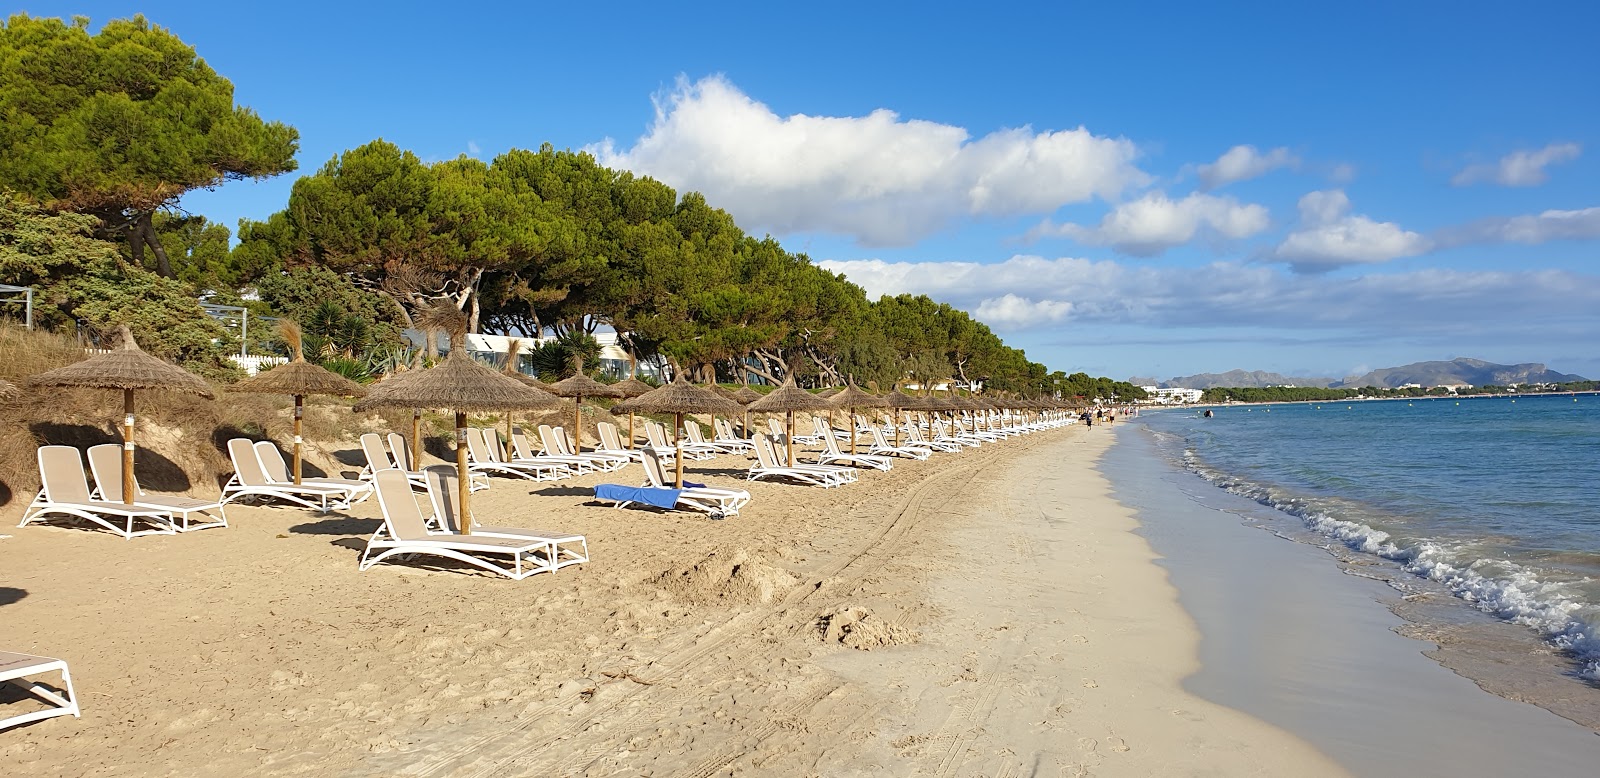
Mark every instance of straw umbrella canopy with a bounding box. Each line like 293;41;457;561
231;322;366;485
0;379;16;400
25;325;214;507
617;374;742;488
829;382;885;454
882;388;918;446
353;342;562;534
608;376;654;449
729;386;762;439
747;376;836;467
547;356;623;453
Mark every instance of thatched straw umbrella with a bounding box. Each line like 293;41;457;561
616;375;741;488
829;381;884;454
25;325;213;506
731;386;762;439
882;388;918;447
609;376;654;449
547;356;623;453
747;376;835;468
0;379;17;400
231;321;367;485
353;327;561;534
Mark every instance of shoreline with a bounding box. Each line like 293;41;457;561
1107;424;1600;774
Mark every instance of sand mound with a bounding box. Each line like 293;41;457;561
651;547;799;605
815;605;918;650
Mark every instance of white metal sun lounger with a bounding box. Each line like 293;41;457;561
595;421;647;463
542;425;627;472
0;652;80;731
254;441;373;504
423;466;588;570
683;420;747;455
711;418;756;452
220;438;353;512
360;469;555;579
905;425;962;453
389;432;488;491
748;435;849;488
500;427;583;478
816;430;893;471
866;427;932;460
20;446;177;539
361;433;427;488
633;448;752;518
646;421;717;460
772;434;858;483
470;428;569;481
85;444;227;532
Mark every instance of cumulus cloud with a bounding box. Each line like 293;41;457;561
1270;190;1431;272
1196;145;1298;190
587;75;1150;247
1436;206;1600;247
1031;192;1270;256
817;255;1600;336
1451;142;1582;187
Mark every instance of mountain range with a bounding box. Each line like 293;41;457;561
1135;358;1589;390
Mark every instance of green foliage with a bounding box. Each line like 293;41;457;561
0;193;236;378
0;13;298;274
524;331;601;381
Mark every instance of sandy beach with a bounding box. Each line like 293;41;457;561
3;422;1343;775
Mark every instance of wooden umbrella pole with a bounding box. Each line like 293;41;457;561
121;388;135;505
627;411;636;450
743;409;751;440
573;395;583;454
849;407;858;455
504;413;512;460
786;410;796;468
410;409;421;471
293;394;304;485
455;412;472;535
673;411;685;488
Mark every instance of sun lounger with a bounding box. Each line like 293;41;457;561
470;428;569;481
361;433;426;488
646;420;717;460
635;447;751;517
0;652;80;731
389;432;488;491
711;418;756;452
816;430;893;471
595;422;646;463
866;427;931;460
254;441;373;504
19;445;177;539
85;444;227;532
772;434;858;483
747;435;850;488
542;425;627;472
684;420;748;455
423;466;587;570
360;469;555;579
905;425;962;453
220;438;354;512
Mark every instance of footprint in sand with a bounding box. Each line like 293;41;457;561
1062;765;1092;778
1078;737;1098;754
1081;679;1098;688
1106;736;1129;753
1071;634;1089;643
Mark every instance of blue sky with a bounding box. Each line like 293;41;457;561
42;1;1600;381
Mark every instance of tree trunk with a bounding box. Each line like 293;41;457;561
139;212;175;278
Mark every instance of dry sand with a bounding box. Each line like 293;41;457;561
2;423;1344;776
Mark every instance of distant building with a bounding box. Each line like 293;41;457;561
1141;387;1203;404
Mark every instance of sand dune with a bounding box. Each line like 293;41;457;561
1;425;1342;775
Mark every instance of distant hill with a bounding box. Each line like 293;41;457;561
1153;369;1335;390
1330;358;1587;389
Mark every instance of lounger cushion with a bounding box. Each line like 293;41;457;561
594;482;706;510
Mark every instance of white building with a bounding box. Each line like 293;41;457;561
1140;386;1204;404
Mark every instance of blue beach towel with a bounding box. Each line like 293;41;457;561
593;482;706;510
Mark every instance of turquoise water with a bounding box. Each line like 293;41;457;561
1137;393;1600;678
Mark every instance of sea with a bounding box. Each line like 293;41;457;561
1131;393;1600;721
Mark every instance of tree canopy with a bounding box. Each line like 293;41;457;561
0;13;298;276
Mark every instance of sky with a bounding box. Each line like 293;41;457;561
36;1;1600;381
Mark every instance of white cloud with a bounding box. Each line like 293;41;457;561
1451;142;1582;187
1032;192;1270;256
467;140;482;155
817;255;1600;336
1270;189;1431;272
588;75;1150;247
1328;162;1357;184
1436;206;1600;246
1196;145;1298;190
